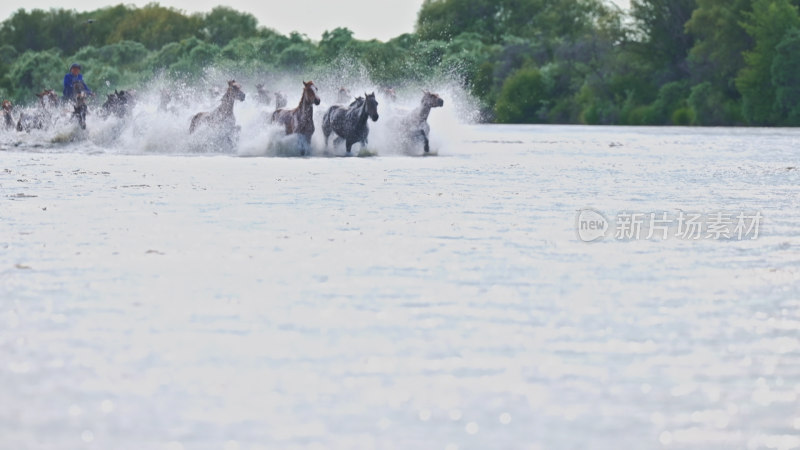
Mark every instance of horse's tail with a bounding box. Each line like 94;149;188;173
322;107;334;138
189;113;201;134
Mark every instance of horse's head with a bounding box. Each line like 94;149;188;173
422;90;444;108
364;92;379;122
381;87;397;102
349;96;365;108
1;100;12;113
36;89;58;108
338;87;351;103
119;90;134;106
303;81;321;106
227;80;246;102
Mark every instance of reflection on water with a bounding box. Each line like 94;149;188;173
1;125;799;449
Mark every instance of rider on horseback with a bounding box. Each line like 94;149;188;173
63;63;92;103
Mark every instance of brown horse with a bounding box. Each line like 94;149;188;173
270;81;321;145
189;80;246;134
398;91;444;153
36;89;59;109
2;100;14;130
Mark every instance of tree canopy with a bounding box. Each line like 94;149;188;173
1;0;799;125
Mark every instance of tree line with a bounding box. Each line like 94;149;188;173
1;0;799;126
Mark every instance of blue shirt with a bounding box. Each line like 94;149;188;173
63;73;91;100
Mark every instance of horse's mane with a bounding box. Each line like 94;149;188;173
349;97;365;108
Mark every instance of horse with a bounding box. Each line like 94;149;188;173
16;89;60;132
322;92;379;154
397;90;444;153
270;81;321;147
16;110;43;132
36;89;59;109
255;84;272;106
72;91;88;130
159;88;190;114
2;100;14;130
189;80;246;135
274;91;288;110
101;89;135;118
337;87;351;104
16;91;52;132
380;86;397;103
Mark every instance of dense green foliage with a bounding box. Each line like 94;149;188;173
1;0;799;125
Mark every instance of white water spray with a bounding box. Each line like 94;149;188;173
0;65;481;157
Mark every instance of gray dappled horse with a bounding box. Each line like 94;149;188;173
189;80;246;135
398;91;444;153
322;92;379;154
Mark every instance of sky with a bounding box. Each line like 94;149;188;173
0;0;631;42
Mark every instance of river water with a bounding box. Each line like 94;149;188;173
1;123;799;450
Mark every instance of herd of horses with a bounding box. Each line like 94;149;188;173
186;79;444;154
1;82;134;134
2;79;445;155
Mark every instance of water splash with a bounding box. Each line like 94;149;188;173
0;66;480;157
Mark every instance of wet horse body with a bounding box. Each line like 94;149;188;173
189;80;246;136
73;93;88;129
2;100;14;130
255;84;272;106
398;91;444;153
322;92;379;154
271;81;321;147
102;90;135;118
274;92;288;110
71;83;89;130
16;89;59;132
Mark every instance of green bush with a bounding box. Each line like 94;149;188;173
671;107;695;125
494;67;549;123
8;50;65;102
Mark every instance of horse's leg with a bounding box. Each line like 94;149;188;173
300;134;311;156
189;113;201;134
322;112;331;148
421;130;430;153
345;139;354;154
